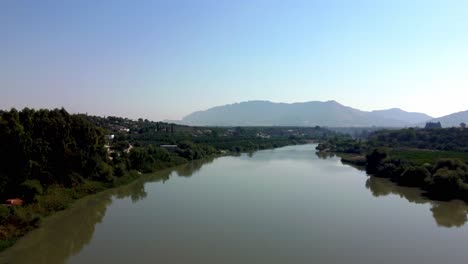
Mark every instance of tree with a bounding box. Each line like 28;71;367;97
425;159;468;199
461;123;466;129
366;149;388;174
425;122;442;129
0;108;112;198
21;179;43;202
398;166;431;187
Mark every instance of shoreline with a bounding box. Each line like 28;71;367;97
0;143;305;252
318;147;468;204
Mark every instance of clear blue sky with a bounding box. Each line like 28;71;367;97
1;0;468;120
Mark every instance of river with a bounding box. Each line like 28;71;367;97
2;144;468;264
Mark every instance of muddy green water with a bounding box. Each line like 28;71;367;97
2;144;468;264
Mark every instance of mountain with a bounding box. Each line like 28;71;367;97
370;108;433;124
181;100;433;127
423;110;468;127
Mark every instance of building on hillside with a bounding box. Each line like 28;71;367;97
160;145;178;151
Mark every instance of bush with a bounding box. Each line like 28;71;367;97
10;206;41;228
432;159;468;174
21;179;43;202
35;186;73;214
398;166;431;187
75;180;106;195
114;164;126;177
366;149;388;174
96;161;114;182
426;167;466;200
370;157;405;178
0;206;10;224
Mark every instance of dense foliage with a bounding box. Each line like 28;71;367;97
366;127;468;152
0;108;111;198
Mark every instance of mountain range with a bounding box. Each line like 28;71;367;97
175;100;468;127
424;110;468;127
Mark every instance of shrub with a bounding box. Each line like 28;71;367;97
366;149;388;174
35;186;73;214
432;159;468;174
0;205;10;224
114;164;126;177
10;206;41;228
21;179;43;202
398;166;431;187
76;180;106;195
96;161;114;182
426;168;466;200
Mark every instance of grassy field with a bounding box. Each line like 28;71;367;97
389;149;468;165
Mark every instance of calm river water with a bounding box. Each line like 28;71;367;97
2;144;468;264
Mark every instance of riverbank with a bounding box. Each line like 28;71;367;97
0;142;306;252
0;170;140;251
317;128;468;203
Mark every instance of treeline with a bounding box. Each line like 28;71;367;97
366;127;468;152
318;127;468;153
85;115;332;157
317;127;468;202
0;108;112;198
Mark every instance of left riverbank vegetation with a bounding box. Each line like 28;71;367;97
317;124;468;203
0;107;334;250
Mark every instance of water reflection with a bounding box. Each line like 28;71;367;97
0;195;112;264
0;159;213;264
365;175;468;228
315;151;335;160
173;157;214;177
317;151;468;228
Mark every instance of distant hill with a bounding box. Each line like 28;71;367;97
423;110;468;127
370;108;432;124
181;100;433;127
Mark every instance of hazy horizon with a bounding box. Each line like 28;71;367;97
0;99;452;122
2;1;468;120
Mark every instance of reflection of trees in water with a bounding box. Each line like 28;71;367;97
320;152;468;228
115;179;149;203
0;194;112;264
365;176;426;204
0;158;214;264
316;152;367;171
315;151;336;160
173;158;214;177
366;176;468;228
430;201;468;228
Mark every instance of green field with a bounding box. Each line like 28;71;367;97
389;149;468;165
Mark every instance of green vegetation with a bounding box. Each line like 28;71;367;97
0;108;335;251
317;126;468;202
389;149;468;165
366;127;468;152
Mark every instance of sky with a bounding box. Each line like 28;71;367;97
1;0;468;120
